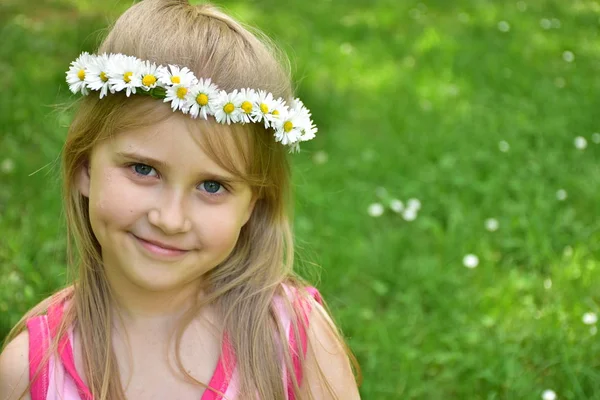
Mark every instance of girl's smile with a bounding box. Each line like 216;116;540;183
131;233;191;259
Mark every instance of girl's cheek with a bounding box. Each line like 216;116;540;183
93;171;152;221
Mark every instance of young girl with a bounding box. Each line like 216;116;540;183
0;0;361;399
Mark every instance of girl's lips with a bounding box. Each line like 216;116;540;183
132;234;190;258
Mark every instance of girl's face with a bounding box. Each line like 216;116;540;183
76;113;256;294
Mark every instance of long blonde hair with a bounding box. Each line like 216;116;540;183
3;1;360;398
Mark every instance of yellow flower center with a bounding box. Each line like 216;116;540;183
171;76;181;84
77;69;85;81
283;121;293;132
197;93;209;106
176;87;188;99
272;110;280;116
142;74;157;87
223;103;235;114
241;101;253;114
260;103;269;114
123;71;133;83
100;72;108;82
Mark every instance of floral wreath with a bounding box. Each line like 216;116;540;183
66;52;317;152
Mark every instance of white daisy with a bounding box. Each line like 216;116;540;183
251;90;278;128
270;97;288;120
66;52;93;95
157;64;197;87
107;54;143;97
273;107;305;146
164;83;193;113
139;60;162;91
238;88;258;123
84;53;112;98
187;78;220;119
289;98;317;141
214;90;244;124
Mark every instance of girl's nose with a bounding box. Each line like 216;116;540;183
147;191;192;234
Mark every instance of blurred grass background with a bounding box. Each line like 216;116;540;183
1;0;600;398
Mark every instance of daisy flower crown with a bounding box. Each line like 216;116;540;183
66;52;317;152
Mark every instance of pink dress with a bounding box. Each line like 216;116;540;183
26;286;322;400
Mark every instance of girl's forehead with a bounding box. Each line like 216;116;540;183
105;113;252;177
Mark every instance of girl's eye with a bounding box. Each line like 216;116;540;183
132;163;157;177
200;180;224;194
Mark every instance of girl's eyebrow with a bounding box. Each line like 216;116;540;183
116;151;239;182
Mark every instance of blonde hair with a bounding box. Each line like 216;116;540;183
3;0;360;398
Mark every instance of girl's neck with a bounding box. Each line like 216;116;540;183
107;274;206;327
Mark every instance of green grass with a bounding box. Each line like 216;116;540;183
2;0;600;398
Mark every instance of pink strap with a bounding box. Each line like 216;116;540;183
47;302;94;400
27;316;51;400
287;286;322;400
200;332;236;400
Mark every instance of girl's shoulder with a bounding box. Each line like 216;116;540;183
0;330;32;400
276;282;361;399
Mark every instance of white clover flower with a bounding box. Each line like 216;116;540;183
389;199;404;213
157;64;197;87
497;21;510;32
582;312;598;325
407;198;421;211
84;53;112;98
592;132;600;144
66;51;93;95
188;78;220;120
542;389;557;400
107;54;143;97
402;207;417;221
214;90;244;125
574;136;587;150
164;83;193;112
367;203;384;217
540;18;552;30
516;1;527;12
498;140;510;152
139;61;162;91
562;51;575;62
463;254;479;269
238;88;258;123
591;326;598;335
313;150;328;165
1;158;15;174
543;278;552;289
485;218;499;232
556;189;567;201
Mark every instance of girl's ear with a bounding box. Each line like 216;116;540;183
242;197;258;226
75;161;91;198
